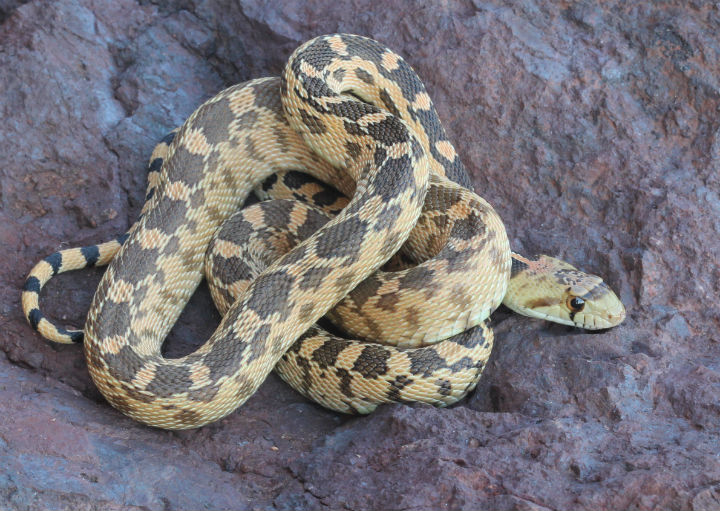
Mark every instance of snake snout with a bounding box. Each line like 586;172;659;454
582;296;626;329
606;300;626;326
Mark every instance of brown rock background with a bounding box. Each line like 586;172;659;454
1;1;719;509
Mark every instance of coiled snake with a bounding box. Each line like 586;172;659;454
22;34;625;429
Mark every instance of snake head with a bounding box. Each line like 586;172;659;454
504;254;626;330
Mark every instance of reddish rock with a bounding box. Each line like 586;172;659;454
1;1;718;509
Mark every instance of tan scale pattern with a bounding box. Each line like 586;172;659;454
20;34;626;428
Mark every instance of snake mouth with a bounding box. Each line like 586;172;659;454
577;307;626;330
511;305;625;330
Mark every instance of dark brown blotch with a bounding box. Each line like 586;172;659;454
376;292;400;312
245;270;295;320
407;347;447;377
299;266;333;291
144;363;193;399
354;67;375;85
311;338;352;368
299;108;328;134
351;345;391;379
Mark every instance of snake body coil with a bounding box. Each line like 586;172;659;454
22;35;625;429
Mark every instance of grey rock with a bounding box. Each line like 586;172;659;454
1;0;718;509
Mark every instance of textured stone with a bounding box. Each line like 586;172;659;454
2;1;719;510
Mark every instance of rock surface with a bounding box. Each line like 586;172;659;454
1;0;719;509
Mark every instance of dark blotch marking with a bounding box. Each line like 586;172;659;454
371;154;416;202
81;245;100;267
452;325;488;350
28;308;42;330
105;345;146;387
246;271;295;320
436;379;452;396
312;339;352;368
299;266;333;291
123;387;155;405
407;348;447;377
145;364;194;399
44;252;62;275
195;329;248;384
315;217;368;261
23;276;41;293
148;157;163;173
526;297;560;309
174;409;201;425
297;301;316;320
300;75;337;101
218;215;255;245
354;67;375;85
336;367;354;397
450;212;483;241
398;266;436;291
343;119;365;137
449;356;477;372
350;276;384;308
296;210;330;241
345;141;362;159
510;256;529;278
312;188;343;208
299;109;327;134
332;68;346;82
283;169;316;189
202;97;237;146
261;173;278;191
259;200;292;229
386;374;414;402
376;292;399;312
247;324;273;362
163;144;206;188
214;255;253;285
281;243;308;266
365;115;408;145
161;131;176;144
344;35;385;67
351;345;391;379
379;88;401;118
237;109;259;131
296;37;337;75
444;246;478;273
325;98;377;122
68;330;84;343
374;203;402;233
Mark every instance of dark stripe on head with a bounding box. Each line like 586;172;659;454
23;276;41;293
117;233;130;245
44;252;62;275
81;245;100;266
28;308;42;330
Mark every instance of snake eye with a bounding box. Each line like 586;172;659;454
567;296;585;312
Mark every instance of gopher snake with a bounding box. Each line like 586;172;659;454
21;34;625;429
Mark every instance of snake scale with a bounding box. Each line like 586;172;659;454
22;34;625;429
